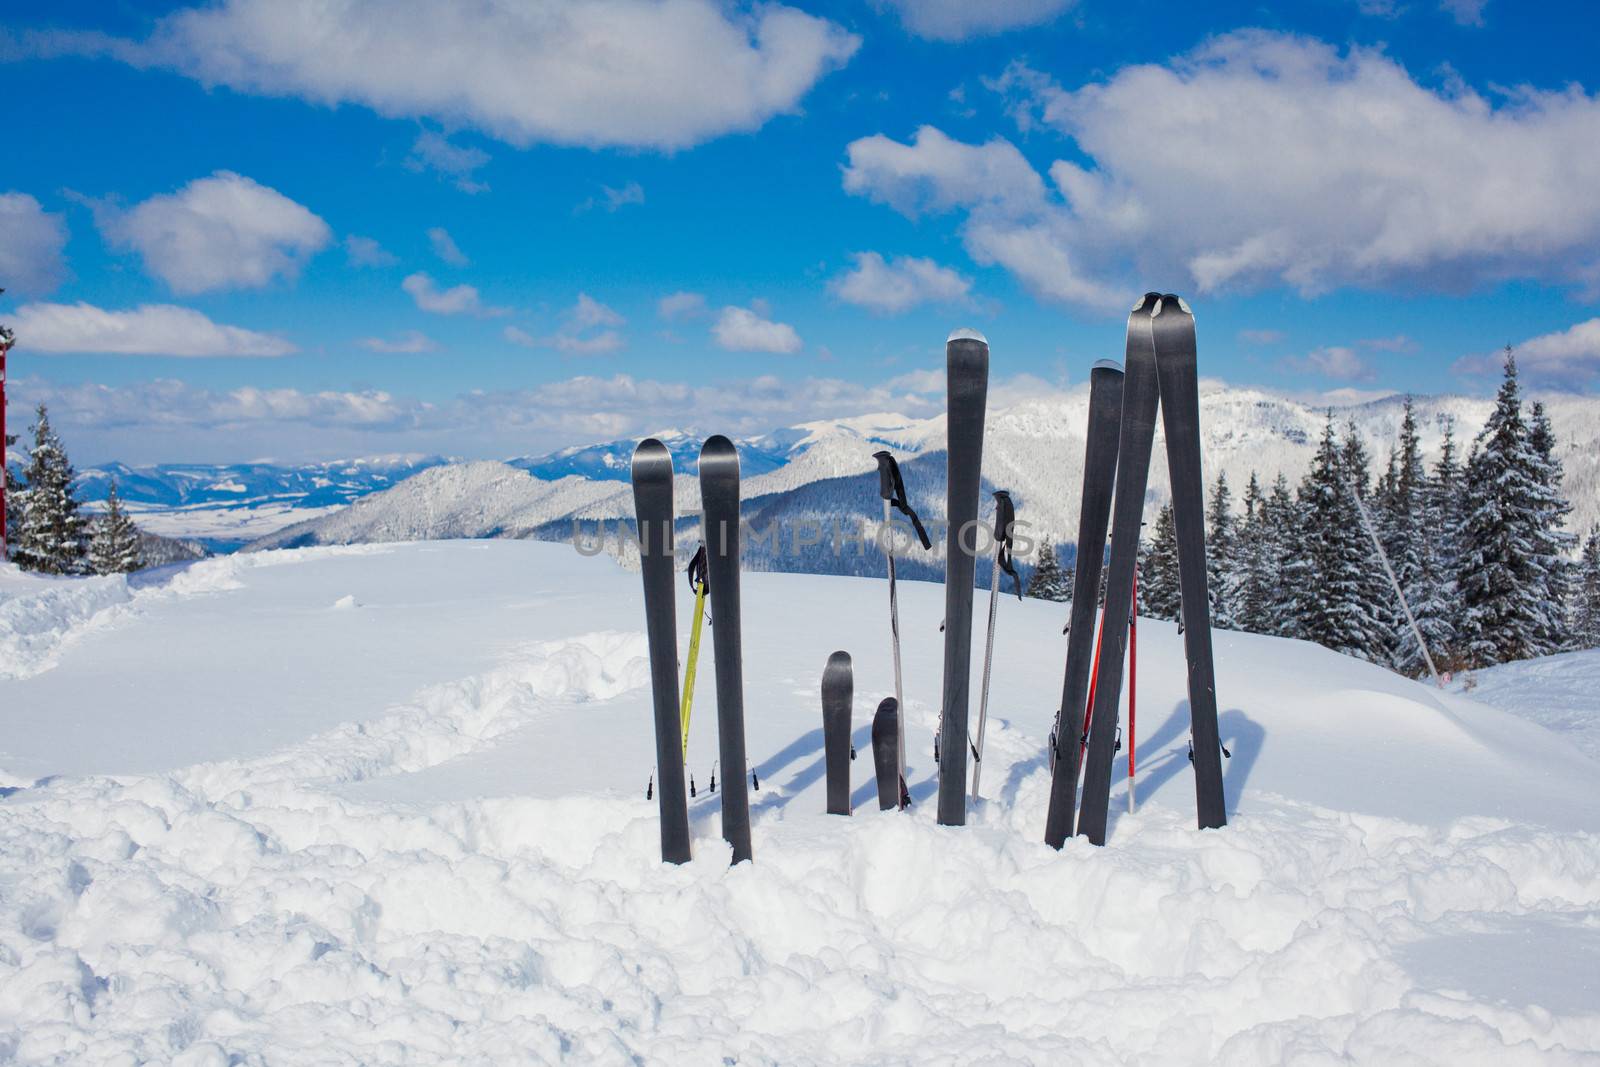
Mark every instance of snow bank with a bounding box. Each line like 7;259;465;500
0;547;385;682
0;566;133;681
3;775;1597;1064
3;542;1598;1063
1458;649;1600;763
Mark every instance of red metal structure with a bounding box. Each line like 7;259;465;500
0;323;10;560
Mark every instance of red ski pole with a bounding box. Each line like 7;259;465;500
1128;568;1138;813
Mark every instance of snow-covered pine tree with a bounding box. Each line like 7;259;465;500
1026;541;1069;602
1205;471;1236;630
1340;419;1393;662
1264;473;1302;638
1380;398;1453;677
1457;351;1548;667
1233;472;1276;635
13;404;87;575
1575;526;1600;649
3;426;19;558
1526;400;1575;653
88;481;143;575
1139;503;1181;622
1294;413;1385;661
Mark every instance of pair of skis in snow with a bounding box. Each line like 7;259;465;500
1043;293;1227;848
631;435;753;866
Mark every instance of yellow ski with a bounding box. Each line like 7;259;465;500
679;545;709;763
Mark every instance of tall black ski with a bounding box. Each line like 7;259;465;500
871;697;900;811
937;328;990;827
631;438;691;864
1043;358;1124;849
822;651;853;816
873;450;930;810
1078;295;1163;847
1151;297;1227;831
699;435;754;863
969;489;1020;800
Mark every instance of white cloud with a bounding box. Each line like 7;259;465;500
1455;318;1600;388
10;301;296;357
1285;345;1376;382
359;330;437;354
71;0;858;151
713;305;802;354
1240;329;1286;345
576;181;645;214
405;130;490;193
344;234;397;267
846;34;1600;309
875;0;1076;41
657;291;707;321
1440;0;1488;26
401;272;506;316
503;294;626;355
0;193;68;295
829;252;972;314
101;171;329;294
427;227;469;266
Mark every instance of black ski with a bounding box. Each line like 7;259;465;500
871;697;900;811
821;651;853;816
699;435;754;863
1078;295;1162;847
1043;358;1124;849
631;438;691;864
937;328;990;827
1151;297;1227;831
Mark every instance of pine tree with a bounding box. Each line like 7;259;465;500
1457;351;1548;667
1574;526;1600;649
1205;472;1236;629
1295;413;1385;661
1380;398;1452;677
1026;541;1069;602
88;482;143;575
3;426;19;558
1263;473;1302;638
1341;419;1393;661
1139;503;1181;622
13;404;86;575
1233;472;1276;635
1526;401;1575;653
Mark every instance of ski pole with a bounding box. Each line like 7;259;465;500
874;451;930;809
1128;568;1138;814
971;490;1019;800
679;545;709;763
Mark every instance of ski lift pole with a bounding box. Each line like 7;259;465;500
1346;476;1443;688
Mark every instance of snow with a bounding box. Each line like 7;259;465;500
2;541;1598;1063
1456;648;1600;763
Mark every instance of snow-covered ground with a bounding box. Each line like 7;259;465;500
1457;649;1600;764
1;542;1597;1064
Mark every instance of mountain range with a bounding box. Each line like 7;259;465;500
229;384;1600;578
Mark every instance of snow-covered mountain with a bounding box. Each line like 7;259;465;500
241;386;1600;571
74;454;452;510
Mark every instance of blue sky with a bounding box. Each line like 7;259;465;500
3;0;1599;464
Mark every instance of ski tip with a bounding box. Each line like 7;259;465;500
1132;292;1162;313
632;438;672;476
1156;293;1193;317
699;434;740;472
826;649;852;671
946;326;988;346
1090;358;1124;375
993;488;1012;503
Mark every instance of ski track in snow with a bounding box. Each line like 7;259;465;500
0;548;387;684
2;543;1600;1064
